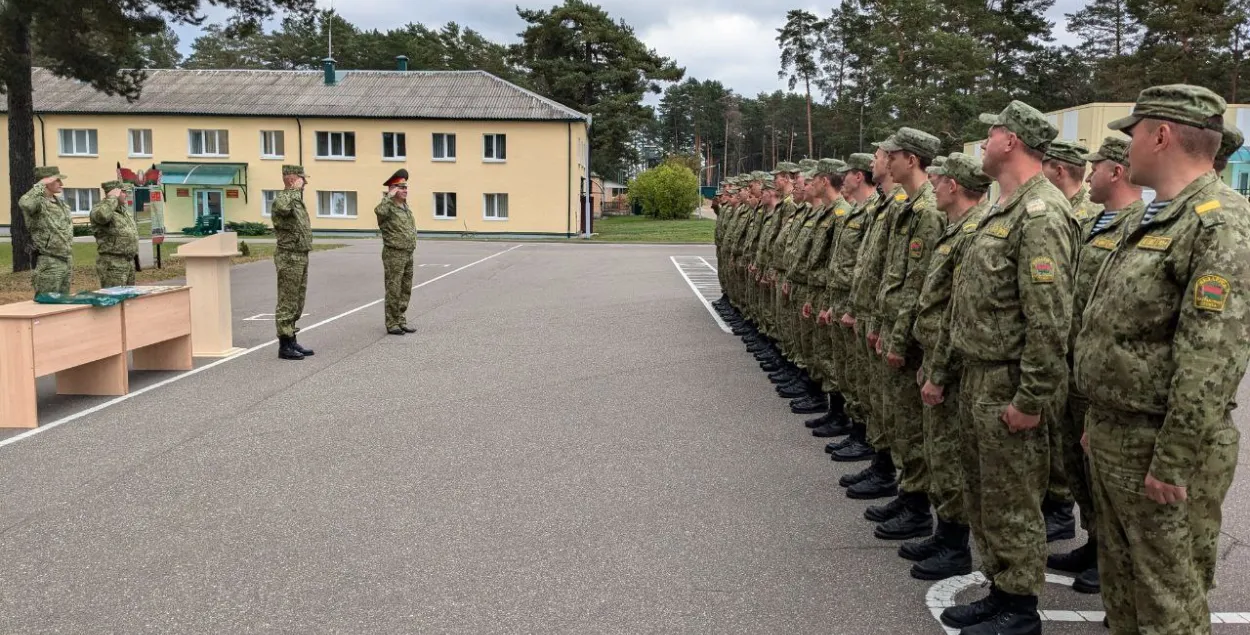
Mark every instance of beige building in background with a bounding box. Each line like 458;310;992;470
1;63;593;237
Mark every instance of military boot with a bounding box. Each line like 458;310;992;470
1072;563;1099;594
899;525;942;561
874;492;933;540
812;395;852;436
1047;538;1097;574
804;409;835;429
1043;497;1076;542
733;323;755;337
777;375;807;398
278;336;305;361
940;586;1004;629
839;449;888;487
769;368;797;384
961;591;1041;635
291;336;315;356
910;520;973;580
864;495;907;523
760;359;783;373
846;470;898;499
790;389;828;415
830;434;874;462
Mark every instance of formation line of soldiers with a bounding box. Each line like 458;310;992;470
18;165;419;361
709;84;1247;635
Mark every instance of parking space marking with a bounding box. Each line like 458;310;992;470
671;256;730;333
243;313;309;321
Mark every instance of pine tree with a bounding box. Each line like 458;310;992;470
777;10;822;157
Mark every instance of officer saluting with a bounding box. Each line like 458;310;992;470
375;169;417;335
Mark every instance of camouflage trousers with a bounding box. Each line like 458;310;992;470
273;249;309;339
793;283;817;373
1087;409;1238;635
823;292;852;398
96;254;136;289
32;254;71;296
883;333;927;495
1062;391;1095;533
959;361;1053;596
1047;392;1074;506
861;323;890;451
382;246;414;329
921;365;966;524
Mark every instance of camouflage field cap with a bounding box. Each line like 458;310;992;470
1108;84;1227;132
35;166;66;180
876;127;942;160
837;153;875;174
751;170;771;182
282;165;307;177
979;100;1058;150
926;152;992;193
760;174;778;190
101;180;124;192
1219;124;1245;162
772;161;801;175
1081;136;1131;166
932;156;948;168
1044;140;1089;167
816;158;846;176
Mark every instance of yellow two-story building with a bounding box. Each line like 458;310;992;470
1;61;593;237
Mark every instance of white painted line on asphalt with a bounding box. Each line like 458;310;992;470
697;256;718;272
670;256;731;334
243;313;309;321
0;244;525;450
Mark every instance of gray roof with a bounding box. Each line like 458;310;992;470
3;68;589;122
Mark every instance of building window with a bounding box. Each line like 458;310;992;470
483;193;509;220
316;191;357;218
382;132;406;160
59;129;98;156
261;190;280;217
189;129;229;157
433;133;457;161
433;192;457;219
483;133;507;161
62;188;100;216
261;131;285;159
316;131;356;160
128;129;153;157
1061;111;1079;141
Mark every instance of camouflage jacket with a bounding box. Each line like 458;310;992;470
1069;199;1143;352
1074;172;1250;488
827;191;879;310
850;186;909;330
18;183;73;259
914;202;989;387
89;195;139;258
1068;185;1104;226
270;189;313;253
753;201;788;268
770;200;808;274
739;205;767;259
782;202;830;282
801;198;851;289
879;181;945;357
949;173;1078;415
375;198;417;251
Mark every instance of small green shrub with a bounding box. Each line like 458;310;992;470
628;163;700;220
225;221;272;236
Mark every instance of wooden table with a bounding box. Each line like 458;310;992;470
0;302;128;429
122;286;193;372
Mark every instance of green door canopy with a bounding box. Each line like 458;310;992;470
157;162;249;200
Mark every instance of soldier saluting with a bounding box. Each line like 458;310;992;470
271;165;315;360
375;169;417;335
91;180;138;288
18;166;74;297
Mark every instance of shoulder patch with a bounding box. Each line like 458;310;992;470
1195;274;1230;312
1090;237;1118;251
1137;235;1172;251
937;244;953;256
985;224;1011;239
963;222;979;234
1026;199;1046;214
894;193;907;202
847;220;863;230
1030;257;1056;283
835;207;847;217
1195;200;1221;215
909;238;924;259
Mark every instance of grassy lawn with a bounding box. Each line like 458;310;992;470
0;242;343;305
591;215;714;243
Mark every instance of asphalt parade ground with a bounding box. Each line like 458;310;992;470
1;240;1247;634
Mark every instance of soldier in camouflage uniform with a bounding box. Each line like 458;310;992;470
90;180;139;288
271;165;315;360
777;161;827;406
751;163;802;390
18;167;74;297
902;153;991;581
927;155;947;187
375;169;418;335
1045;136;1143;597
770;162;813;398
940;101;1076;635
1075;85;1247;635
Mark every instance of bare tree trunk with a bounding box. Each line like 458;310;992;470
723;115;729;176
788;126;795;162
5;13;36;272
805;76;813;157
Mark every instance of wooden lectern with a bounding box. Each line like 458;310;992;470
177;232;245;358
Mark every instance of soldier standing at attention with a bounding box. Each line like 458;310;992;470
271;165;315;361
375;169;418;336
90;181;138;288
1045;136;1142;597
1075;85;1249;635
18;167;74;296
940;101;1076;635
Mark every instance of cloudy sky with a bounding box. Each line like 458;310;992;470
176;0;1087;97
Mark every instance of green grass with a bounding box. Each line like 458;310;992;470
591;215;714;243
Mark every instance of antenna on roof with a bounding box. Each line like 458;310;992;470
327;0;334;59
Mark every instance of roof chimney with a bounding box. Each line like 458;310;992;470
396;55;409;72
322;57;337;86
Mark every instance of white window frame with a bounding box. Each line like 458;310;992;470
261;190;281;217
260;130;285;160
188;129;229;157
432;133;457;162
483;193;509;221
483;133;507;162
62;188;100;216
316;190;358;218
315;131;356;160
59;129;99;157
433;192;457;220
382;132;407;161
128;129;153;158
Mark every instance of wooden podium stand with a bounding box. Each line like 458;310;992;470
177;232;245;358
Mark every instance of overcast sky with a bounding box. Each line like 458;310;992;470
176;0;1086;97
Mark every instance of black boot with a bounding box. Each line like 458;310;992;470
940;586;1004;629
291;336;314;356
899;524;942;561
1047;538;1097;573
874;492;933;540
760;360;782;373
769;369;796;385
846;453;898;499
910;520;973;580
1072;563;1100;594
1044;497;1076;542
830;432;874;462
864;495;907;523
839;449;887;486
811;418;852;437
804;409;834;429
733;324;755;337
777;377;807;398
791;391;829;415
278;336;305;361
961;591;1041;635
